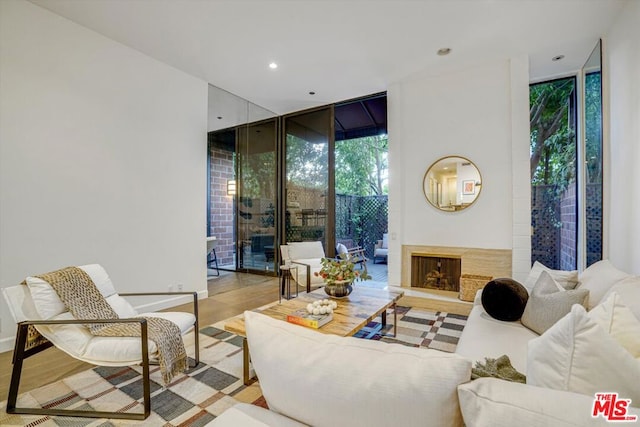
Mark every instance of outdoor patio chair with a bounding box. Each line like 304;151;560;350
373;233;389;264
336;243;368;269
2;264;200;420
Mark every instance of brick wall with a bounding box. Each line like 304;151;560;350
531;184;602;270
560;185;577;270
209;146;235;266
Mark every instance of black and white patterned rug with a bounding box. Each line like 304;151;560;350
0;306;466;426
353;306;468;352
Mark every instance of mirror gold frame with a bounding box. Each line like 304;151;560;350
423;156;482;211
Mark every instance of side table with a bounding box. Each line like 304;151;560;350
279;265;299;302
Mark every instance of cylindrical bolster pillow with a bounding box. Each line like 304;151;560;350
481;278;529;321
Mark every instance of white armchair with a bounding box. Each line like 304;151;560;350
280;241;326;293
2;264;199;420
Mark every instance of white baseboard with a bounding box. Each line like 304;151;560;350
0;336;14;353
0;289;209;354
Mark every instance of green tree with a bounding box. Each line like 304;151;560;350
530;78;576;186
584;72;602;184
286;134;328;188
335;135;388;196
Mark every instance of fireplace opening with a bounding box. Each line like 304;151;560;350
411;255;461;292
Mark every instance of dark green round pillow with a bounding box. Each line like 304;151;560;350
481;278;529;321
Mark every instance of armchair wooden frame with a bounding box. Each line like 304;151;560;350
5;291;199;421
341;246;367;269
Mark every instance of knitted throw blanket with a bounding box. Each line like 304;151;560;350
471;355;526;384
35;267;187;385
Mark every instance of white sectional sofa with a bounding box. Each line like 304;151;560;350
210;260;640;427
457;260;640;426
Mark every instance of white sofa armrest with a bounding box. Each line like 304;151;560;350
458;378;640;427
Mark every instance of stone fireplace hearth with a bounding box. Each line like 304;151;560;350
401;245;512;292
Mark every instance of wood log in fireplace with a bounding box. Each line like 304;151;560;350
411;255;461;291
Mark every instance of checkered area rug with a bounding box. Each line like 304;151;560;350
0;306;466;426
353;306;468;353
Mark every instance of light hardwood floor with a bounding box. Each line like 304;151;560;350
0;271;470;402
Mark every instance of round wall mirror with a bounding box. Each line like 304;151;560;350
423;156;482;211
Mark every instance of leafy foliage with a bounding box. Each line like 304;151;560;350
530;78;576;188
286;134;328;188
584;72;602;184
314;255;371;285
335;135;388;196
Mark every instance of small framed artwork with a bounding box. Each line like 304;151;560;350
462;180;475;195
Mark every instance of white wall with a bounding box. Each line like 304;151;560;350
387;57;531;285
0;0;208;350
605;0;640;273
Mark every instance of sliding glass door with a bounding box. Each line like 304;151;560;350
237;118;279;273
282;107;335;254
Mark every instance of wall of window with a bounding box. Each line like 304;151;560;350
530;41;603;271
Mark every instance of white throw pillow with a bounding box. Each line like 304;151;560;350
577;259;631;309
244;310;471;427
602;276;640;321
26;264;118;319
588;292;640;358
457;378;639;427
523;261;578;292
336;243;348;255
528;304;640;403
521;271;589;334
382;233;389;249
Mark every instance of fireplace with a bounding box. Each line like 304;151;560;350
410;255;461;292
402;245;512;294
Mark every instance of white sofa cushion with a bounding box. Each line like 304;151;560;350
603;275;640;321
523;261;578;292
382;233;389;249
576;259;631;309
244;310;472;427
527;304;640;403
588;292;640;358
209;403;308;427
455;304;537;373
458;378;640;427
521;271;588;334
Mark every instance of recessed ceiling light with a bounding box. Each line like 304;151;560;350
309;91;316;95
269;62;278;69
437;48;451;56
217;116;222;120
552;55;565;62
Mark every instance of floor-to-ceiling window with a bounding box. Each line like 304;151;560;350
583;41;603;268
530;40;604;270
530;77;578;270
208;89;388;277
333;94;388;267
237;119;278;273
283;107;334;253
207;84;277;277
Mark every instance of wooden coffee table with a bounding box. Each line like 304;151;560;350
224;285;404;384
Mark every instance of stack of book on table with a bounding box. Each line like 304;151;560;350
286;309;333;329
